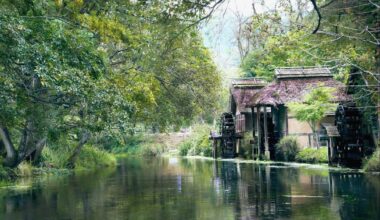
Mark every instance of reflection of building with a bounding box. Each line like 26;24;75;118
230;67;356;161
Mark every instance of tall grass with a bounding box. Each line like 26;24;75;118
41;142;116;170
74;146;117;170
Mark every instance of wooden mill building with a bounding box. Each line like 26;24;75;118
229;67;352;160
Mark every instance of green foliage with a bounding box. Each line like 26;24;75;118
109;134;168;158
275;136;300;162
16;162;33;177
0;0;222;168
288;87;336;128
178;124;213;157
295;148;329;164
74;146;117;170
364;149;380;172
138;144;167;158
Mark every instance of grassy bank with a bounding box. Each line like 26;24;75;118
0;143;117;180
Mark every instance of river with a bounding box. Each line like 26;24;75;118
0;157;379;220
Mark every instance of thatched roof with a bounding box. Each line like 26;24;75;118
253;67;351;106
230;78;267;112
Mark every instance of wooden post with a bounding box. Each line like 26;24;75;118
328;138;332;165
264;106;270;159
236;139;240;155
252;107;256;159
213;139;217;159
285;107;289;136
257;106;261;157
252;107;256;137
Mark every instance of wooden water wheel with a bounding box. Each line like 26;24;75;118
335;103;363;167
219;113;237;158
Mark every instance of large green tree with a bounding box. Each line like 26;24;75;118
0;0;222;168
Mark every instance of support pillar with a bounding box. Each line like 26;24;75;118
212;139;218;159
257;106;261;157
264;106;270;159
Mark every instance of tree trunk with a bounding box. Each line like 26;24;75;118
310;122;320;149
66;131;91;169
0;125;18;167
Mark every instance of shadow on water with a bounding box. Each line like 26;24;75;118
0;157;379;220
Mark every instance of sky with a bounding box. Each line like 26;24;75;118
200;0;277;78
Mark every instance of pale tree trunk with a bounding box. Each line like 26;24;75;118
66;131;91;169
309;122;320;149
0;124;47;168
0;125;18;167
375;36;380;148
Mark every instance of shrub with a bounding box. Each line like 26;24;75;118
296;147;328;164
275;136;300;162
364;148;380;172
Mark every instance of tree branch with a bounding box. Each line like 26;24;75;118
310;0;322;34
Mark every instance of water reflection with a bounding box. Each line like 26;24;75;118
0;158;379;220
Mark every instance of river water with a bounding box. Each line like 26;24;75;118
0;157;379;220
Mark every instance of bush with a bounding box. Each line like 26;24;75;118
364;148;380;172
275;136;300;162
296;147;328;164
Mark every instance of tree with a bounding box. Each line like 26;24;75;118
288;87;337;148
0;0;223;168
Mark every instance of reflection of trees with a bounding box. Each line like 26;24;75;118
213;162;293;219
1;159;380;220
329;172;380;220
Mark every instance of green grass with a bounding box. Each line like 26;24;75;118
295;147;329;164
364;148;380;172
74;146;117;170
